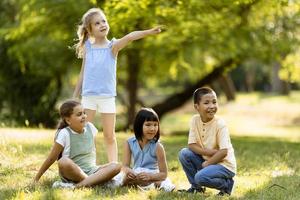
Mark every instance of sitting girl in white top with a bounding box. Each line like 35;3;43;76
34;100;121;188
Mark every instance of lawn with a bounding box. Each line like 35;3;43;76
0;92;299;200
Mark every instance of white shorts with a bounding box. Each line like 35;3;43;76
113;167;175;191
82;96;116;113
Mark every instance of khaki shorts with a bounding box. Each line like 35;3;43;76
82;96;116;113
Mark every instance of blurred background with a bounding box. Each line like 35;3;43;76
0;0;299;131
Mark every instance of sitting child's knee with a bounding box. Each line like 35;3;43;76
104;135;116;143
110;162;121;173
58;157;72;170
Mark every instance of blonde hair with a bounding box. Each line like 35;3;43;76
74;8;104;58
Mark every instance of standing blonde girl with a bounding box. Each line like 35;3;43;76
73;8;162;163
34;100;121;188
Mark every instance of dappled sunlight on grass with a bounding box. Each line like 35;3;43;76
1;92;300;199
0;131;299;199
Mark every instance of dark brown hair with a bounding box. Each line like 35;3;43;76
57;100;81;130
193;87;215;104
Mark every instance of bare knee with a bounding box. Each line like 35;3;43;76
58;157;73;171
110;162;121;174
103;133;116;144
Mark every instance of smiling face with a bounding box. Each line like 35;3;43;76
142;120;159;141
89;12;109;38
65;105;87;133
194;92;218;123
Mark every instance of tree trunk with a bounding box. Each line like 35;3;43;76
126;48;140;129
152;58;236;118
245;69;254;92
218;74;236;101
271;61;290;95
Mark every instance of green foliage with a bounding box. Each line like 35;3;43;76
105;0;300;88
0;0;93;127
280;50;300;82
0;0;299;127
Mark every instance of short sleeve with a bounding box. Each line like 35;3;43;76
217;120;231;149
55;129;68;147
188;116;197;144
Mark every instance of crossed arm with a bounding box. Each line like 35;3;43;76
188;143;228;168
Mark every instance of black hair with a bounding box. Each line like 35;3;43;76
193;87;215;104
133;108;160;142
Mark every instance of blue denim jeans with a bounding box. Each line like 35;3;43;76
179;148;235;194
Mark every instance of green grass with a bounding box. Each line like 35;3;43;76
1;92;300;200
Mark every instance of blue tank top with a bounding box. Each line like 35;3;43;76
127;136;158;170
82;39;117;97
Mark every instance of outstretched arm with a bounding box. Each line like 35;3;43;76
111;26;162;57
34;142;63;183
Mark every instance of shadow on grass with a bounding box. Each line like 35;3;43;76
0;178;131;200
240;175;300;200
233;136;300;173
2;133;299;199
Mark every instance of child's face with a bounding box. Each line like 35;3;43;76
89;12;109;38
142;120;159;141
194;92;218;122
65;105;87;132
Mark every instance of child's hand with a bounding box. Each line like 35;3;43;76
202;161;210;168
136;172;152;181
28;178;39;188
126;169;136;180
149;25;165;35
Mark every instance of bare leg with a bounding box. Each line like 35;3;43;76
101;113;118;162
76;162;121;188
58;157;88;182
84;109;96;122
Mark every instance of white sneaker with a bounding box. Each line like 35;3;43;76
103;179;123;189
137;183;155;191
159;178;175;192
52;181;75;189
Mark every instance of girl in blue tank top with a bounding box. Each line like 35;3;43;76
73;8;162;163
119;108;175;191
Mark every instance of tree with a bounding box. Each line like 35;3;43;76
0;0;94;127
0;0;299;128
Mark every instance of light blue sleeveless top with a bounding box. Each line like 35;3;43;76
82;39;117;97
127;136;158;170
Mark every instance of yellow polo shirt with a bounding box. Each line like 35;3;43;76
188;114;236;174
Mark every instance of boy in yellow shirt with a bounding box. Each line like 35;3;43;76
179;87;236;195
